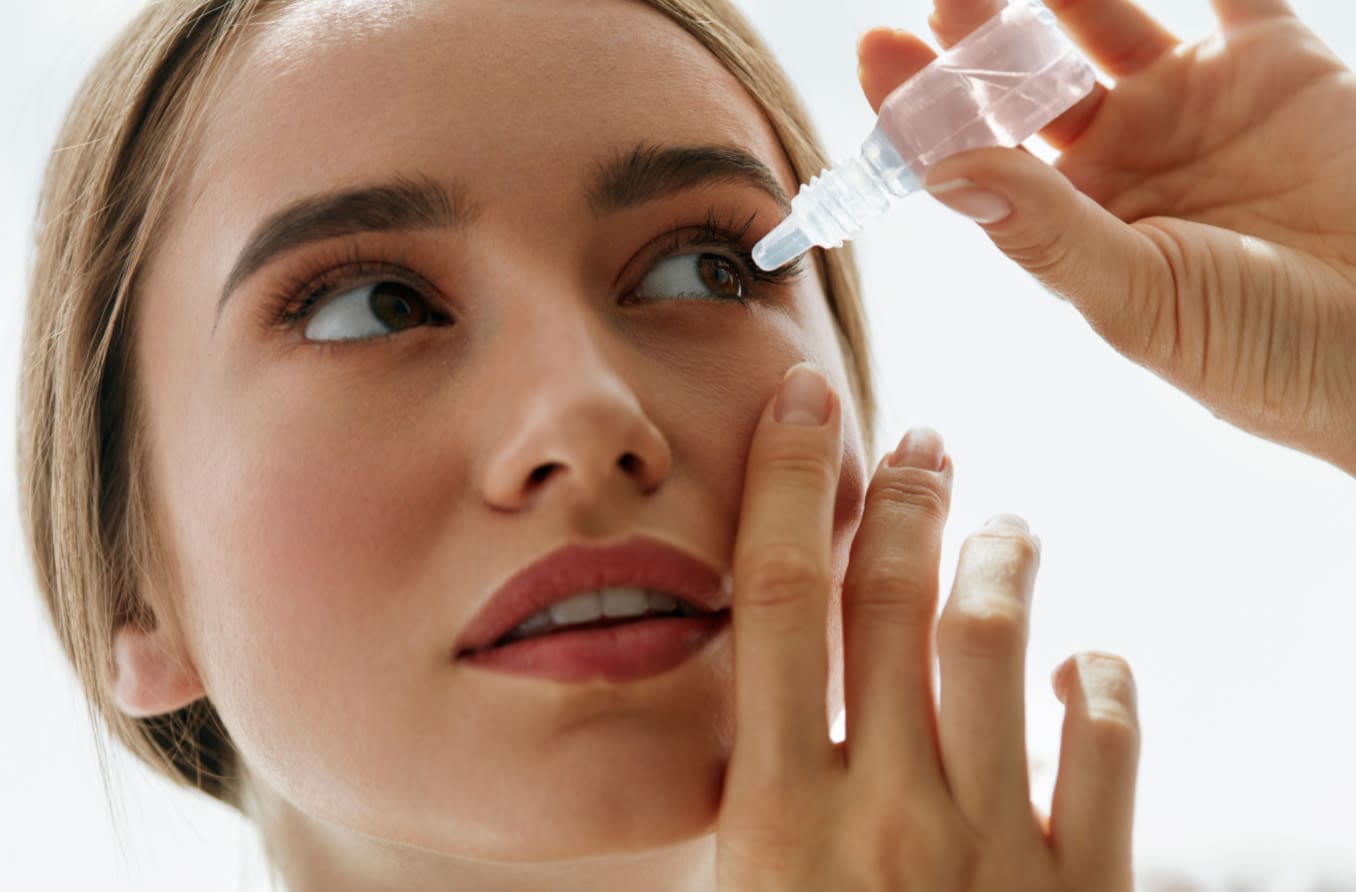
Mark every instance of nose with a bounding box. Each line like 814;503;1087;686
479;325;672;512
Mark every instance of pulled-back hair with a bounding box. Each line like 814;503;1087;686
17;0;876;813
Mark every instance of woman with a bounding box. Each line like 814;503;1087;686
16;0;1355;889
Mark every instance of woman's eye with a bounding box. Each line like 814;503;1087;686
304;280;436;341
633;252;745;302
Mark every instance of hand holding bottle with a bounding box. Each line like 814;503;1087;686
859;0;1356;475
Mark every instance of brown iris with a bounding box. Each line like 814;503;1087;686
697;254;742;300
369;281;430;331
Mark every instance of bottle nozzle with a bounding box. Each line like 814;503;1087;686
753;138;913;273
752;215;814;272
750;0;1095;273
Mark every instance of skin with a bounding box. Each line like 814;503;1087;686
112;1;867;889
862;0;1356;477
108;0;1352;887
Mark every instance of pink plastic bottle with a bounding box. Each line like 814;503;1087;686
753;0;1095;271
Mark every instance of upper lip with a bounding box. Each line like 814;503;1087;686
454;536;729;657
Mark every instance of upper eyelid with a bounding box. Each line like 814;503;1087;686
274;259;440;326
619;220;765;288
267;215;770;328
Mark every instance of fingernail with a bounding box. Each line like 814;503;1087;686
887;426;945;470
925;178;1013;224
985;512;1029;532
775;362;831;426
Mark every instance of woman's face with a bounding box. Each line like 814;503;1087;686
135;0;867;872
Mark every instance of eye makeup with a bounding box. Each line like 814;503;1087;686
635;207;808;302
249;203;808;339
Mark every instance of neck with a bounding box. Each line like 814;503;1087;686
244;778;718;892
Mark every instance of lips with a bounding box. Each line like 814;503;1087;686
454;536;729;658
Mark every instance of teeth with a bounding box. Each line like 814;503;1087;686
600;587;650;618
506;589;695;643
548;592;604;625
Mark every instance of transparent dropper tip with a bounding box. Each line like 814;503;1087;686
752;216;814;272
752;127;918;272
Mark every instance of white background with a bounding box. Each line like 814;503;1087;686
3;1;1354;889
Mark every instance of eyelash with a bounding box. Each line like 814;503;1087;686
255;206;807;333
646;207;807;300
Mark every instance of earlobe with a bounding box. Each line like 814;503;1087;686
109;622;206;718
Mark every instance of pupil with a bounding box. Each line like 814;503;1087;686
371;281;426;330
699;255;741;299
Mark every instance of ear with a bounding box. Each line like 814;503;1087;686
109;621;206;718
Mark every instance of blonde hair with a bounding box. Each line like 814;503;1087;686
17;0;877;813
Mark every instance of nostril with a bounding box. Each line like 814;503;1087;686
618;452;640;474
528;464;555;485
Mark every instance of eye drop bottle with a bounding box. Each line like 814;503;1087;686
752;0;1096;271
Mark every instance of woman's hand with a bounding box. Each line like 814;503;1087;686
715;363;1141;891
857;0;1356;475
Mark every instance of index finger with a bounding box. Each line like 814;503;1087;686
727;362;843;790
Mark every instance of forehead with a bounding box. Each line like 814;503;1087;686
189;0;797;222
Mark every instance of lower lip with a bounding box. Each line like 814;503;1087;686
459;612;730;683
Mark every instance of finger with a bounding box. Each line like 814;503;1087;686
1030;80;1108;151
1210;0;1297;29
842;427;954;791
919;145;1172;371
1049;652;1141;888
728;362;843;789
936;513;1042;833
1041;0;1180;77
1036;0;1177;147
926;0;1004;48
857;28;938;115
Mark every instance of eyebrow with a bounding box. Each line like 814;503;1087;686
213;143;792;330
586;142;791;218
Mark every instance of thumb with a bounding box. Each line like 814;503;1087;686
921;146;1170;365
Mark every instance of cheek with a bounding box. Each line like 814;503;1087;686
160;379;464;764
677;310;869;570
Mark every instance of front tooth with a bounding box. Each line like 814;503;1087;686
513;611;553;635
601;587;650;618
549;591;603;625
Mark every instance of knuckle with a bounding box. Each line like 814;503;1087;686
844;810;910;889
739;545;830;609
939;530;1041;657
762;449;836;491
844;566;936;625
1007;214;1077;280
965;527;1042;573
957;529;1042;599
1085;708;1142;764
843;805;947;890
1065;652;1142;758
1080;651;1141;722
868;472;950;524
1132;220;1193;367
939;600;1028;658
